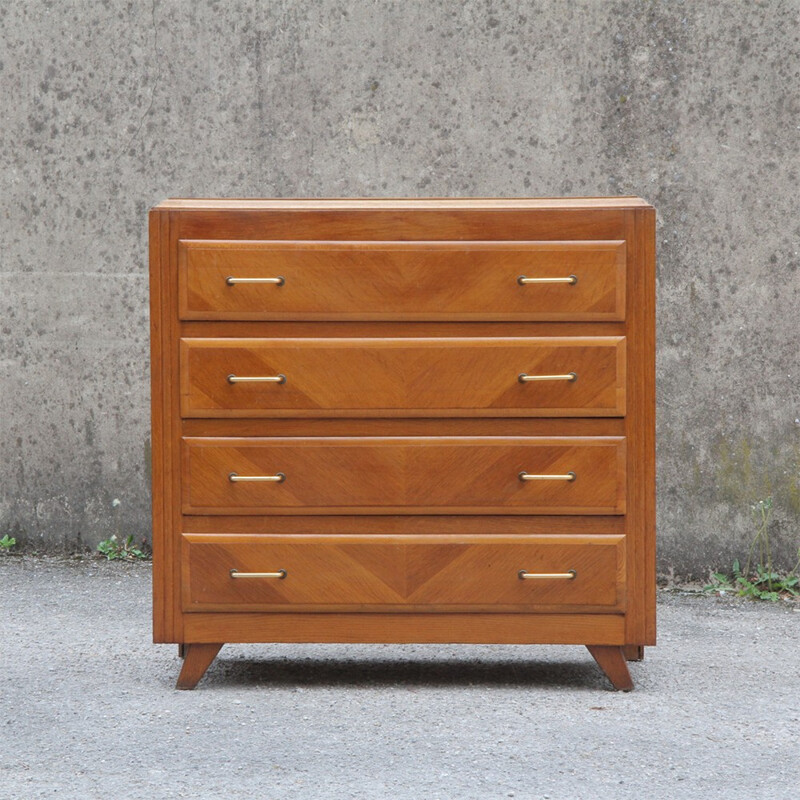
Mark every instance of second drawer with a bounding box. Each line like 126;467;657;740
180;337;626;418
182;436;626;515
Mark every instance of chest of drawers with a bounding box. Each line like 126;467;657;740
149;197;655;690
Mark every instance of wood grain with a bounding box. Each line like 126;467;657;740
157;197;652;211
150;197;655;687
182;514;626;536
181;533;626;612
180;336;626;418
623;644;645;661
175;643;223;690
179;240;625;321
180;320;626;338
181;436;626;515
586;645;634;691
621;207;657;647
180;417;627;438
640;207;657;645
150;209;174;642
172;208;627;244
182;612;626;645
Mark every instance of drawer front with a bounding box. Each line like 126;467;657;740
180;337;626;418
182;436;626;515
178;240;626;321
181;534;626;612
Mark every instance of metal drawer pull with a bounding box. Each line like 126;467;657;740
518;372;577;383
230;569;287;579
518;274;577;285
227;374;286;384
518;569;577;580
226;275;285;286
519;471;576;482
229;472;286;483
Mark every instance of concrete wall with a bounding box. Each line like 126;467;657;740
2;0;798;578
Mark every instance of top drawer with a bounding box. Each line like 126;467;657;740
178;240;626;321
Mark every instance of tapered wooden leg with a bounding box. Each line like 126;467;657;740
178;644;186;659
623;645;644;662
586;645;634;691
176;643;223;690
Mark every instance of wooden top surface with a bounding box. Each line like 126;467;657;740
153;197;653;211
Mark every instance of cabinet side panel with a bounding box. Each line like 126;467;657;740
624;207;656;645
150;209;172;641
168;212;184;642
641;207;657;643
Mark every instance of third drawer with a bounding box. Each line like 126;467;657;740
182;436;626;515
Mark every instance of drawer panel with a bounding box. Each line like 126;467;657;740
178;240;626;321
180;337;626;418
182;436;626;515
181;534;626;612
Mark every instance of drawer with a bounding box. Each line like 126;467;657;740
178;240;626;321
182;436;626;515
180;337;626;418
181;534;626;612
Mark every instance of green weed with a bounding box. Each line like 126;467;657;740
97;534;149;561
705;497;800;601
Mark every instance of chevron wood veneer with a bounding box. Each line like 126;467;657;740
150;197;656;690
180;336;626;417
178;239;626;321
182;437;626;514
182;534;626;612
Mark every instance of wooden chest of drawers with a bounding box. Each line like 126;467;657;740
149;197;655;690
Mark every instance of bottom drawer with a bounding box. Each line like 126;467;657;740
181;534;626;613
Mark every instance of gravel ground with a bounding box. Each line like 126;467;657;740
1;556;798;800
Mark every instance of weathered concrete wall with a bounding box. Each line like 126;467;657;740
1;1;798;578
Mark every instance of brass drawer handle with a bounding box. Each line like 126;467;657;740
227;374;286;384
229;472;286;483
519;471;576;482
230;569;287;579
226;275;285;286
518;372;577;383
518;274;577;285
518;569;577;580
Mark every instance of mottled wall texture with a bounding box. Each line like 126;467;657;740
1;1;799;578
